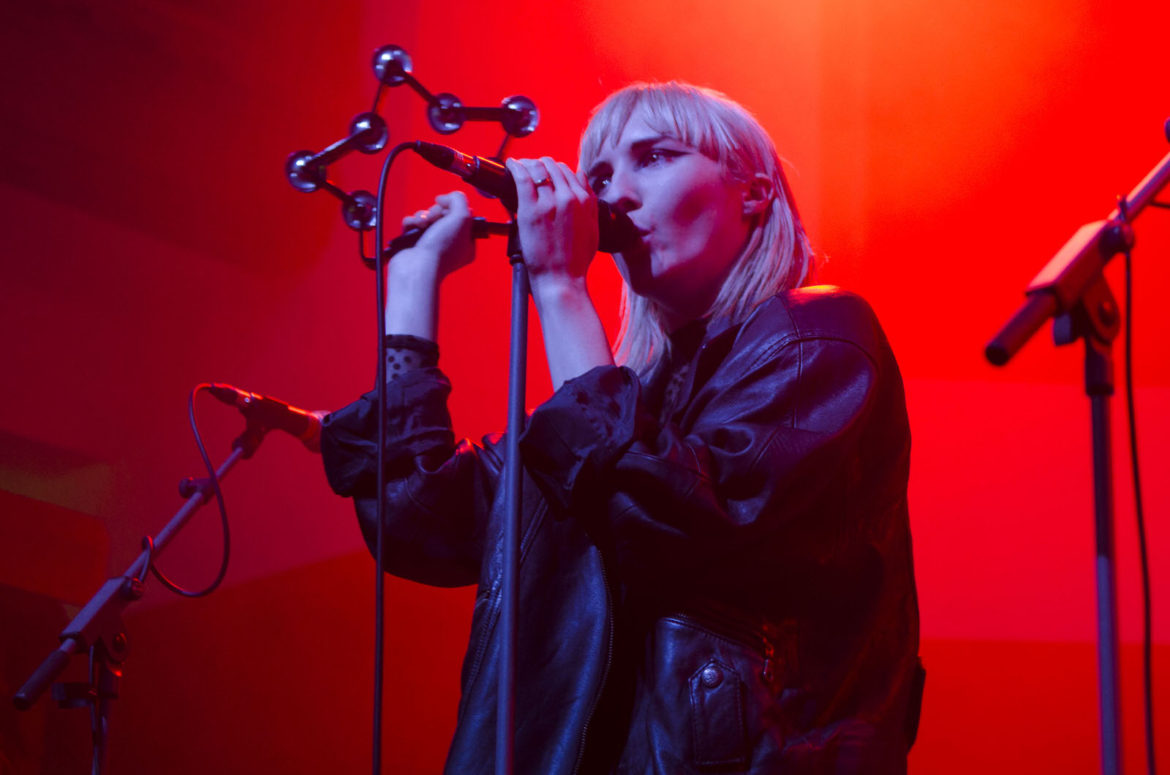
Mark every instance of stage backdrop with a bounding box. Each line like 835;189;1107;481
0;0;1166;772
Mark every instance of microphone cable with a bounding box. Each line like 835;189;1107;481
1123;236;1156;775
368;141;417;775
138;383;232;598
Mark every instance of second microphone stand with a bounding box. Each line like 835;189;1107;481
987;141;1170;775
10;412;275;774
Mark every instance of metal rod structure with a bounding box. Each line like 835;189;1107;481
1109;149;1170;219
138;447;248;575
497;239;529;775
1091;389;1122;775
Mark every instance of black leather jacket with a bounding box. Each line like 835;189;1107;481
321;286;922;774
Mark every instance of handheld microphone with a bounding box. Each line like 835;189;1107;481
411;141;640;253
207;384;326;453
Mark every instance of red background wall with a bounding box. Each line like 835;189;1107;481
1;0;1167;772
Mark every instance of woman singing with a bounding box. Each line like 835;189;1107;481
321;82;923;774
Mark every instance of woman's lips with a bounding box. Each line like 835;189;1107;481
630;225;651;249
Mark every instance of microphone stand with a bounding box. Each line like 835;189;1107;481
378;216;543;775
376;212;533;775
11;413;277;775
497;222;527;775
986;141;1170;775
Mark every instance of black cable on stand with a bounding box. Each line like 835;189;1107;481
366;143;531;775
1122;236;1156;775
371;140;417;775
987;130;1170;775
364;142;634;775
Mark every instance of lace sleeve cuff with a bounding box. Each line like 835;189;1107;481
383;334;439;380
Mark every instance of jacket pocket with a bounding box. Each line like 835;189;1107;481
688;657;749;770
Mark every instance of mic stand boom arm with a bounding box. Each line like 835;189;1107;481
986;147;1170;365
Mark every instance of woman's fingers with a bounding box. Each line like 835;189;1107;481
402;208;429;230
401;193;470;231
552;159;593;202
539;157;571;196
506;158;539;199
435;191;471;217
499;156;598;282
393;191;477;280
531;158;560;192
402;202;445;230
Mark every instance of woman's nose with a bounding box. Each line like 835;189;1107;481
601;169;640;213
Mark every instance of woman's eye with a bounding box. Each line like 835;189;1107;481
640;149;675;166
590;176;610;193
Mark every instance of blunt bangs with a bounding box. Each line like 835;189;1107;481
579;83;755;183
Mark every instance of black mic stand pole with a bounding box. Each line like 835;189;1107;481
987;143;1170;775
11;416;273;775
497;221;527;775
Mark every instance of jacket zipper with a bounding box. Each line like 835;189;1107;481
761;637;776;685
459;588;496;723
459;497;548;725
571;554;615;775
460;443;506;716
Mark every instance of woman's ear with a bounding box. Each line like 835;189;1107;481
742;173;773;217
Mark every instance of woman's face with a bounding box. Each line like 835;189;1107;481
585;109;753;328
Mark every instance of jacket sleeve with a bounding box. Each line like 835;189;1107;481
519;324;897;593
320;367;490;587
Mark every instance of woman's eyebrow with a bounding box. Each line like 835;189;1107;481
586;158;612;179
625;135;683;158
626;134;671;149
587;135;677;178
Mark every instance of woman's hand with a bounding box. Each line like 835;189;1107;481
394;191;477;283
506;157;613;390
384;191;476;341
505;157;599;289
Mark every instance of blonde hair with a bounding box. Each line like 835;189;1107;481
579;82;814;375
